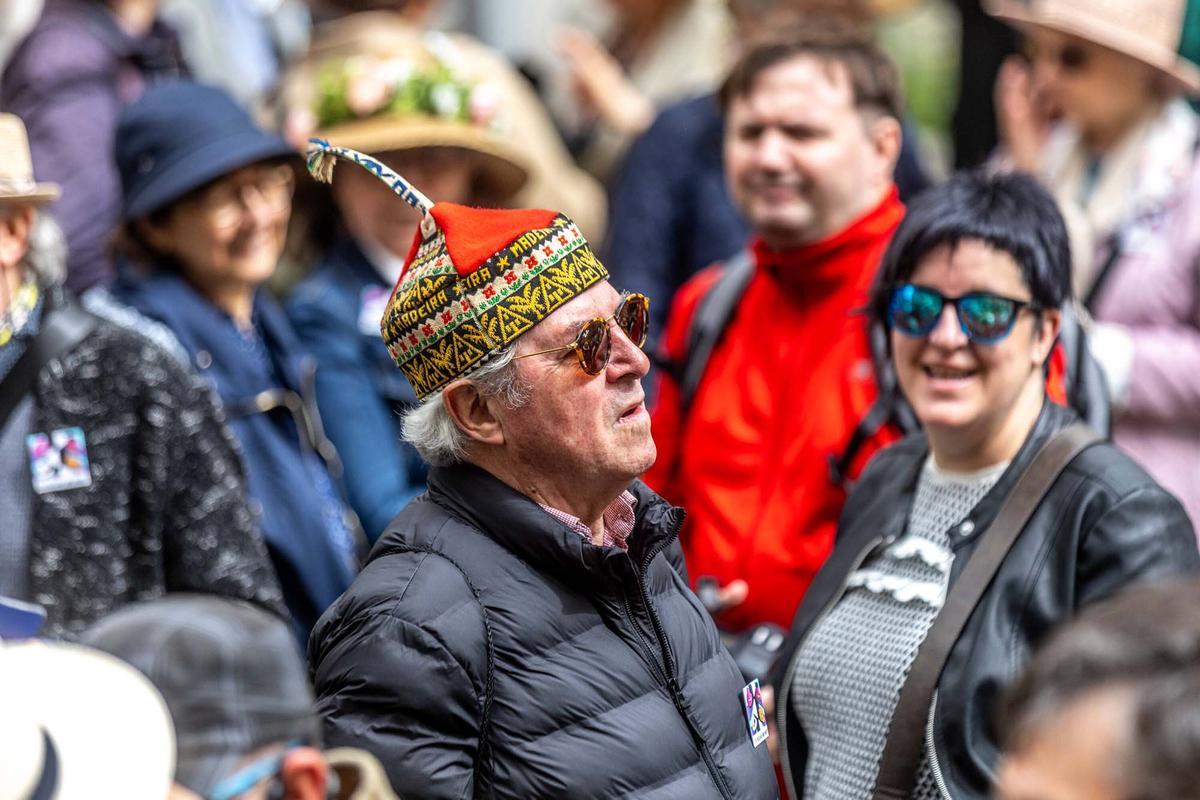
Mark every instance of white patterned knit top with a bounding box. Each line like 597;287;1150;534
791;456;1008;799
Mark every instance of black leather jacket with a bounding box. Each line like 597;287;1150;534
771;402;1199;799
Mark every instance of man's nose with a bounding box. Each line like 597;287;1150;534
751;129;790;172
606;320;650;380
927;303;969;349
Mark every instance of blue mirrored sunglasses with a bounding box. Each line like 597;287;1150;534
887;284;1039;345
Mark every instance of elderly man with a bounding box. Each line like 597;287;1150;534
646;20;906;632
0;112;283;637
305;143;778;799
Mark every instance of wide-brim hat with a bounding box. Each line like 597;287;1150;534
314;115;527;200
117;81;297;220
986;0;1200;95
0;114;60;206
0;641;175;799
284;16;529;203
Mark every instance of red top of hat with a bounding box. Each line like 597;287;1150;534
424;203;560;277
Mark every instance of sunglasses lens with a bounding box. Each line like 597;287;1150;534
617;295;649;349
889;285;943;337
958;294;1019;342
576;319;611;375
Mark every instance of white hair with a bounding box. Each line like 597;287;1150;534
401;344;530;467
12;209;67;288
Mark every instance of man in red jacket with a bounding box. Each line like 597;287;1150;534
647;19;905;632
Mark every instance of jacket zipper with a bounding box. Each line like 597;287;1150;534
776;534;889;800
924;691;952;799
628;511;736;800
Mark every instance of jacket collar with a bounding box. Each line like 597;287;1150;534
116;269;309;402
421;462;683;586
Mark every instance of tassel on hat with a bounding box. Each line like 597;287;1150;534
305;139;609;400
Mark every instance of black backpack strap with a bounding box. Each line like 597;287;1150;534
0;289;99;433
828;320;920;490
1057;302;1112;436
677;249;755;418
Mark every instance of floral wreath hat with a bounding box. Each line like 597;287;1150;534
289;34;528;200
307;140;607;400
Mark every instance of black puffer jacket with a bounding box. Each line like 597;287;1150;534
310;463;778;799
771;402;1199;799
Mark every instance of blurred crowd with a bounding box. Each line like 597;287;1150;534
2;0;1200;798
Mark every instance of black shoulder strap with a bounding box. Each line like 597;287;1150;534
0;290;99;433
871;423;1103;800
1058;302;1112;436
678;249;755;417
828;320;920;489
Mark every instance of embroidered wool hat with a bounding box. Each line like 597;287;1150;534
306;140;608;400
986;0;1200;94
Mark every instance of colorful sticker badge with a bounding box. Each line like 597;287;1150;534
742;678;770;748
26;427;92;494
358;286;390;337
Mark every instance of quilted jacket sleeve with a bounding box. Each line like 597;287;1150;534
310;551;488;799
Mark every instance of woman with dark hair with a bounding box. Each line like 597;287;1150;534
111;80;358;642
769;170;1198;799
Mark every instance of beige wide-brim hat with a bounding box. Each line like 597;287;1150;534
314;115;528;201
986;0;1200;94
286;15;529;202
0;114;60;205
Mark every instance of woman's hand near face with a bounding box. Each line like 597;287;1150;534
996;57;1052;174
558;27;655;136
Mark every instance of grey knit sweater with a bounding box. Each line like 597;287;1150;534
792;457;1007;799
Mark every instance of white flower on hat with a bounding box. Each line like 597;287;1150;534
431;83;463;118
378;57;415;88
469;82;500;127
347;71;391;118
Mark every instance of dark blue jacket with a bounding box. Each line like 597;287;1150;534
113;270;357;639
286;235;428;542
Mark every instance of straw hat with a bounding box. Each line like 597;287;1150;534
986;0;1200;95
0;114;60;205
286;23;528;201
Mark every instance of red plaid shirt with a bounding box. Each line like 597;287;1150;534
538;491;637;550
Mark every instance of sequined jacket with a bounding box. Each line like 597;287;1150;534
28;310;285;638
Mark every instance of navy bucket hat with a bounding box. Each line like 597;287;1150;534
116;81;296;220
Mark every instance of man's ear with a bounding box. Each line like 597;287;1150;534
0;206;34;270
868;114;903;181
1033;308;1063;366
442;380;506;447
278;746;327;800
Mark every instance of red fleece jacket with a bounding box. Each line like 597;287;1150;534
646;189;905;631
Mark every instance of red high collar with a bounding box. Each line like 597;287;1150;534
751;187;904;296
